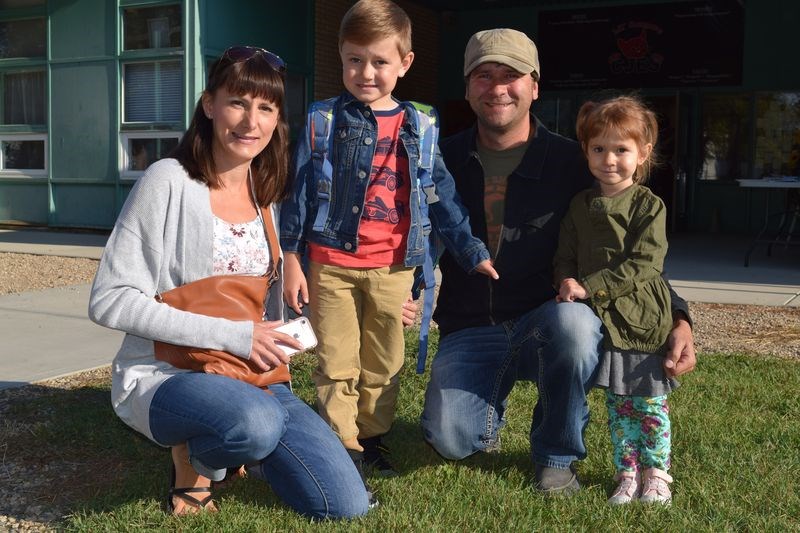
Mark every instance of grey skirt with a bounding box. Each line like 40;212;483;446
594;344;680;397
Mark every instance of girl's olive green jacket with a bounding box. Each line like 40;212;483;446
553;184;672;352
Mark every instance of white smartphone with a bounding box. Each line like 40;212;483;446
274;317;318;357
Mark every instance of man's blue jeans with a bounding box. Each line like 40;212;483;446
421;300;603;469
149;374;369;519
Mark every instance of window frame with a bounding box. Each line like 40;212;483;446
0;14;47;60
117;1;184;180
120;2;182;53
0;132;47;176
0;67;47;127
0;4;47;179
119;130;181;180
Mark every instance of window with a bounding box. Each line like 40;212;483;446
0;5;47;178
0;17;46;58
2;70;46;125
123;61;182;123
0;134;46;175
536;95;580;138
754;93;800;177
119;2;183;179
120;132;180;179
123;4;181;50
700;94;751;180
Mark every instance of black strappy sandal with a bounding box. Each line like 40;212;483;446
167;463;215;514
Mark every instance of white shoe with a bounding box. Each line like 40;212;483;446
608;471;640;505
640;468;673;504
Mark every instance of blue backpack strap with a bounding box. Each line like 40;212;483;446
408;101;442;374
309;98;337;232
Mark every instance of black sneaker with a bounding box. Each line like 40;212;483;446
346;448;379;509
360;436;399;477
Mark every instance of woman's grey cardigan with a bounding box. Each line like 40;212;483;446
88;159;284;442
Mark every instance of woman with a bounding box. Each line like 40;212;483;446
89;46;370;518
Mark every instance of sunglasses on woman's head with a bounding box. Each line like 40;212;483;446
222;46;286;73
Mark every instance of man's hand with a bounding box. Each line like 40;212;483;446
664;316;696;377
474;259;499;280
556;278;587;303
401;294;418;327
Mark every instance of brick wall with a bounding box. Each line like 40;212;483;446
313;0;441;106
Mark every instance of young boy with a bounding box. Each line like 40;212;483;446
280;0;496;487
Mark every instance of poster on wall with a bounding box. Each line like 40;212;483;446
537;0;744;90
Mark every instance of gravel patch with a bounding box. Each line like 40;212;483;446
0;253;98;295
1;251;798;530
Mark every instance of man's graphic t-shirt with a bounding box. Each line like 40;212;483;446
309;107;411;267
477;140;529;257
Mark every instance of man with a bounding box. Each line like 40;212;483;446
416;28;696;495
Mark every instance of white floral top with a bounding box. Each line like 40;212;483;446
212;214;271;275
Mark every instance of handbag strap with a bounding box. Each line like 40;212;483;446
259;205;281;286
247;166;281;286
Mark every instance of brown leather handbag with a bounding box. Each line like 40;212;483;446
153;206;290;387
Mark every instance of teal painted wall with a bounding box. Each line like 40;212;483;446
0;183;48;223
0;0;313;229
50;0;114;59
203;2;312;69
50;63;117;181
48;0;118;227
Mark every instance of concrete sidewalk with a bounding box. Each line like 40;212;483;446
1;229;118;390
0;228;107;260
1;228;798;391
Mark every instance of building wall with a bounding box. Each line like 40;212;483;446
436;1;800;234
3;0;796;232
49;0;118;227
0;0;313;229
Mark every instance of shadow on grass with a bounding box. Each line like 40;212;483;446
383;416;536;480
0;378;162;525
0;377;310;527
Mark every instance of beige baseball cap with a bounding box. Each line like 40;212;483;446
463;28;540;79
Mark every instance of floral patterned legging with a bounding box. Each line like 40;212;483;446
606;392;671;473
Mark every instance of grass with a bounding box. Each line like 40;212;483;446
5;328;800;532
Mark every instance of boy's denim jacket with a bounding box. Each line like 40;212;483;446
280;92;489;272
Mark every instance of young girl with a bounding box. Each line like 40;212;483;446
553;96;679;505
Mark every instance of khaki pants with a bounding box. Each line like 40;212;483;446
308;261;414;442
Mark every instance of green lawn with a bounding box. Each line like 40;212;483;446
10;329;800;532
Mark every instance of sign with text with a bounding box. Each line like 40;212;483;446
538;0;744;90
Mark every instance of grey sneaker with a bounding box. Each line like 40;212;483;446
534;463;580;496
347;449;379;509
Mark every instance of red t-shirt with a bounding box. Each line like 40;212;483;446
309;107;411;267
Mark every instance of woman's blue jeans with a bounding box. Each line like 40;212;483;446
149;374;369;519
421;300;603;469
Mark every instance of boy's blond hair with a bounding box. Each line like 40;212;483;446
339;0;412;56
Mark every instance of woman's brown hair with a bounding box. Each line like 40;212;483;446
171;50;290;206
